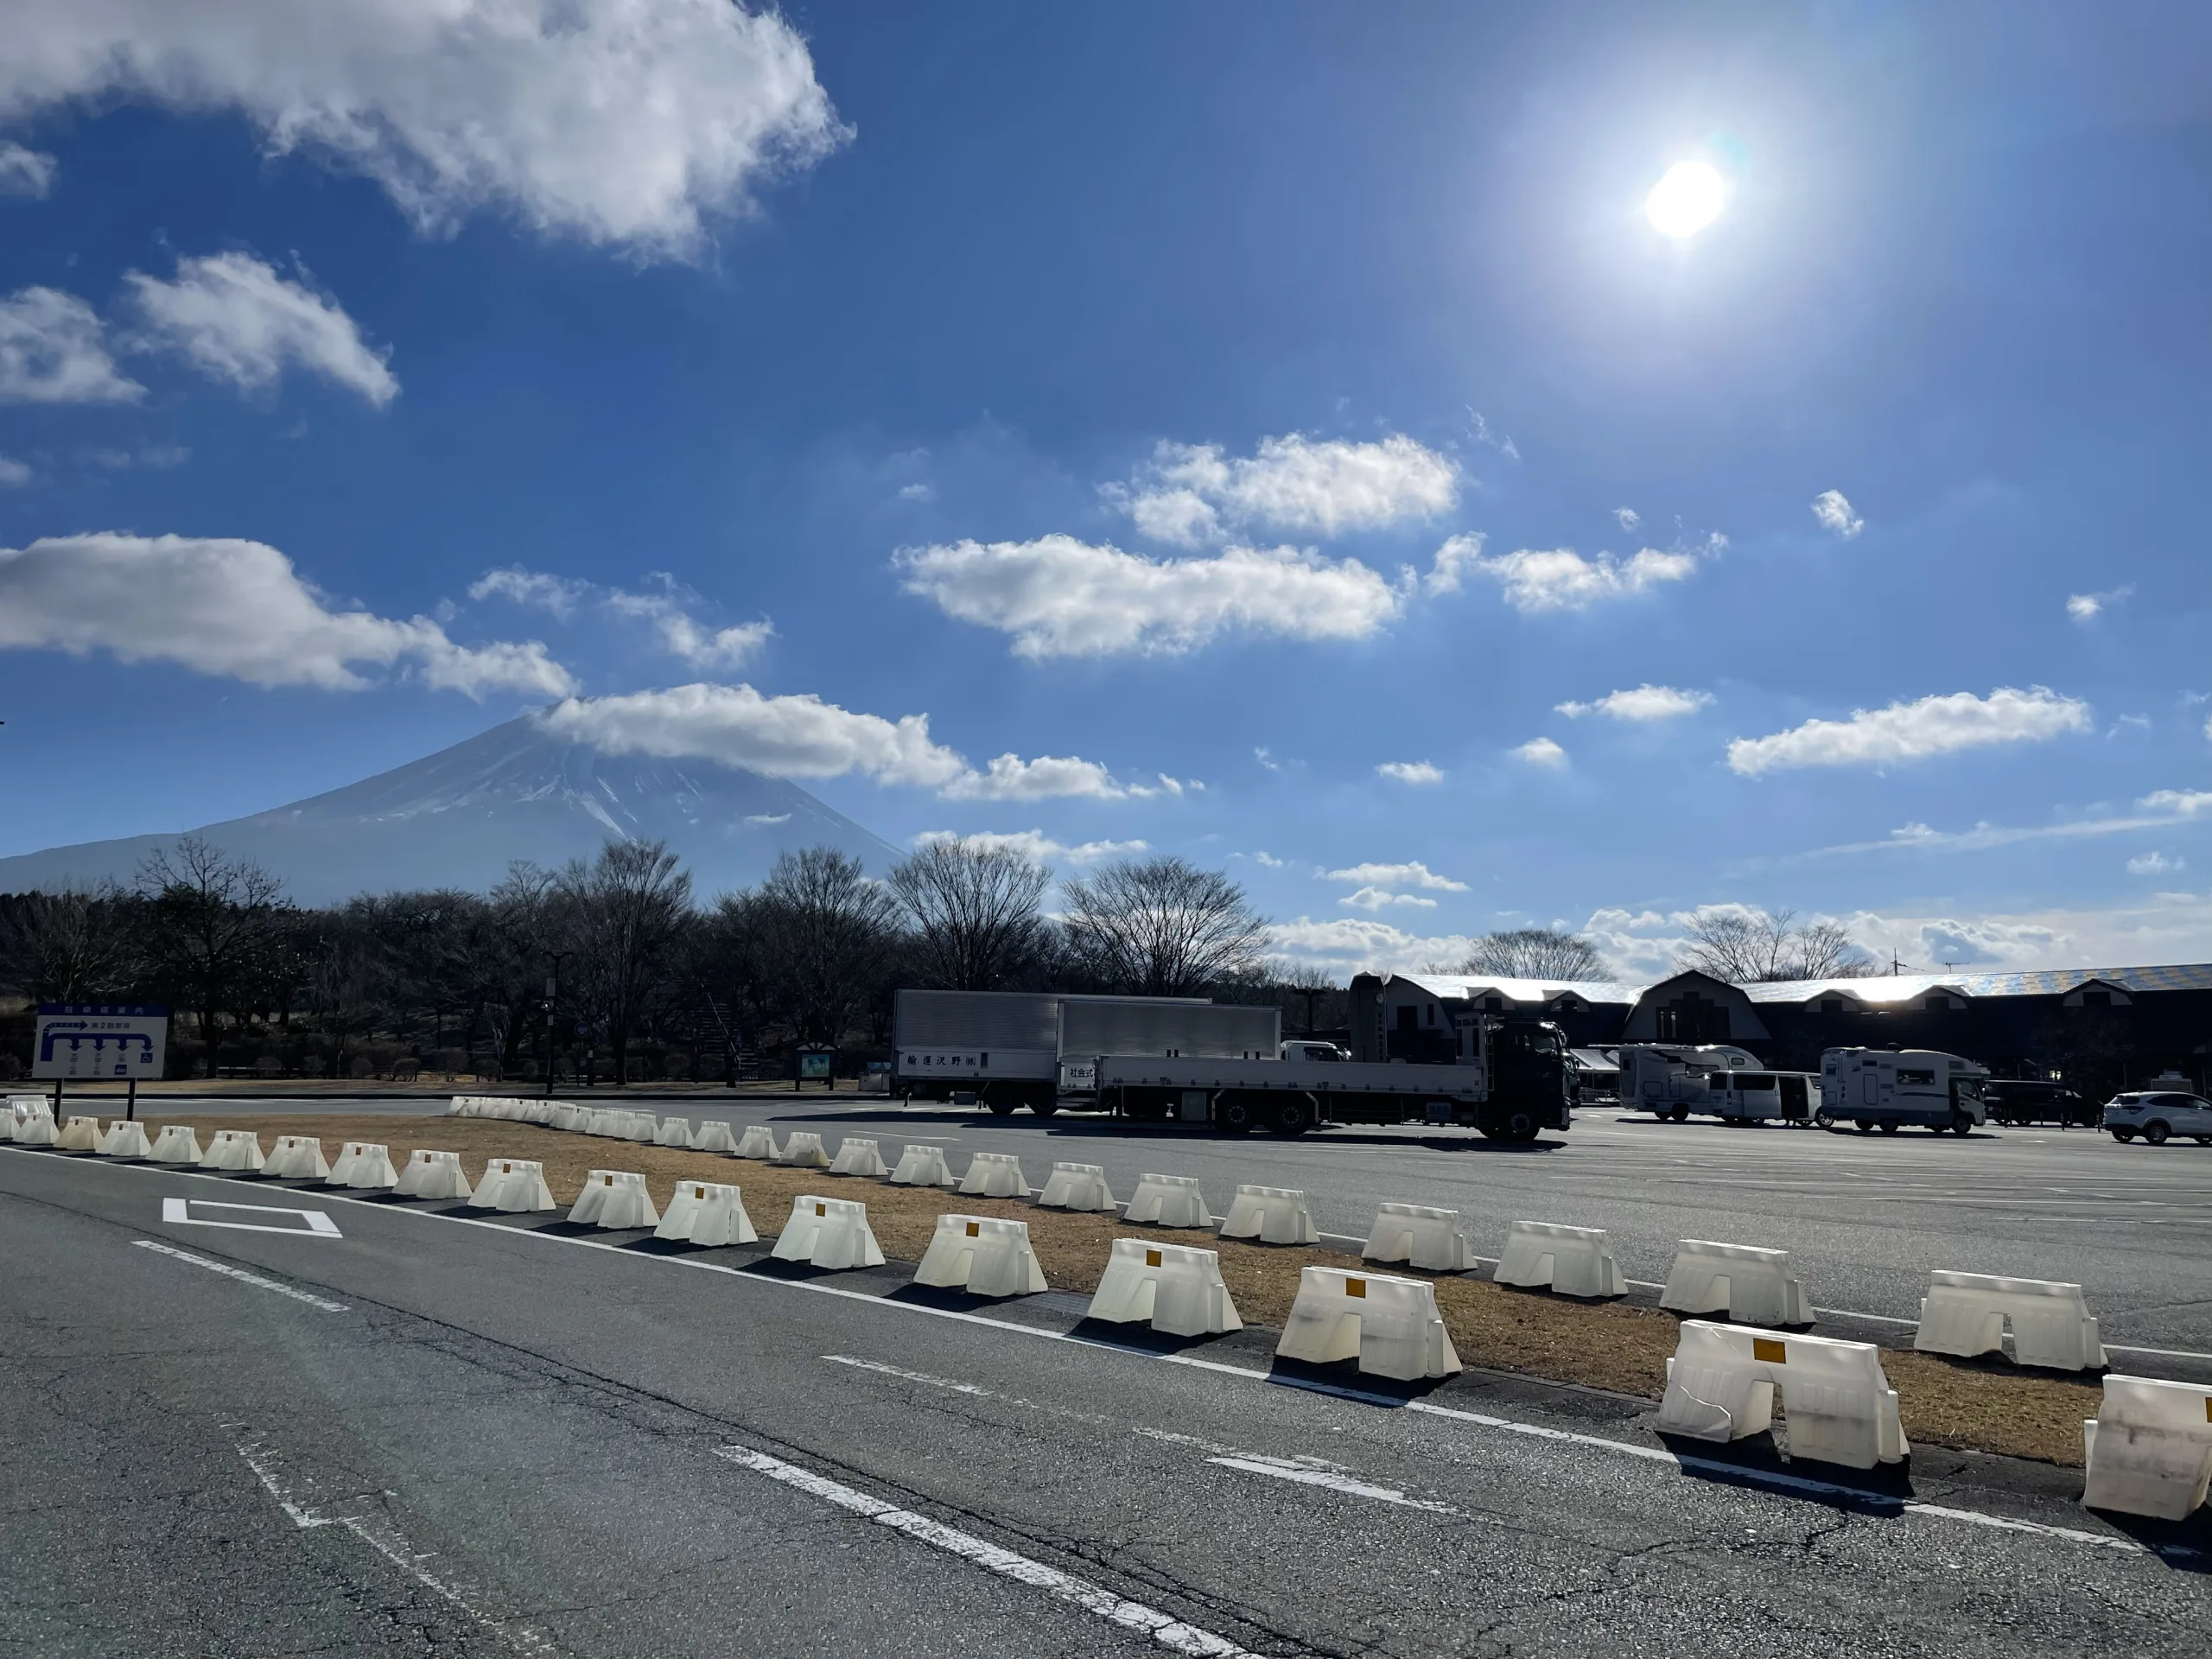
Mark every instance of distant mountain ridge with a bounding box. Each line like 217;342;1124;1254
0;715;903;904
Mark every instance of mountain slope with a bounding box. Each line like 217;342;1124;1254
0;715;904;903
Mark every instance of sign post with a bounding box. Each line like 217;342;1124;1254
34;1005;169;1121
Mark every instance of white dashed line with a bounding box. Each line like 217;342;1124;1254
131;1239;347;1311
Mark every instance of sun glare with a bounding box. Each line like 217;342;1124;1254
1645;159;1726;239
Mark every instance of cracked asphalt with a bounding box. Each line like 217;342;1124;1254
3;1144;2208;1658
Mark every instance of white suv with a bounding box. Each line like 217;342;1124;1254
2103;1090;2212;1146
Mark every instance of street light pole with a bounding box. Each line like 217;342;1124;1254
542;950;570;1098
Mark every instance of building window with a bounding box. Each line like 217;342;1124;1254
1656;993;1729;1044
1395;1005;1418;1033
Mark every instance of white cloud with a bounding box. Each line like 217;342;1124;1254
895;535;1404;658
1613;507;1640;531
1727;686;2092;776
473;564;772;668
1512;737;1568;767
543;683;1151;802
1809;810;2183;858
543;682;969;788
1467;411;1519;463
2140;789;2212;816
2128;851;2184;875
125;252;397;405
1811;489;1864;539
2067;585;2133;622
1116;432;1459;547
1423;531;1486;595
0;141;56;198
1468;545;1701;613
895;482;934;503
0;0;842;260
0;454;29;487
1254;746;1279;772
1339;887;1438;911
0;287;143;404
1324;861;1468;892
0;531;574;696
1265;915;1482;975
1376;760;1444;785
913;829;1147;863
940;753;1131;802
1555;683;1713;721
742;812;790;826
1254;851;1287;868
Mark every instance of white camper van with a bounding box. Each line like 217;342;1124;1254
1617;1045;1815;1124
1819;1047;1989;1135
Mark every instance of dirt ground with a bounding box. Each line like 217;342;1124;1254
122;1112;2101;1466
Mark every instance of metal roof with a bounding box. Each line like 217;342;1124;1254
1382;963;2212;1007
1381;972;1643;1006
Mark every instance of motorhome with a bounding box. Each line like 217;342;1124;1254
1819;1047;1990;1135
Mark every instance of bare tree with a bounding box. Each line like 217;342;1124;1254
0;882;140;1002
887;839;1052;991
562;840;692;1085
1681;908;1873;982
1459;927;1607;981
748;848;903;1046
1060;855;1269;997
137;837;294;1077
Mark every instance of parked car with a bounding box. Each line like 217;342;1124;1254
2102;1090;2212;1145
1983;1079;2096;1128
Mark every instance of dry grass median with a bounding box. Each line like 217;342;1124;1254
131;1112;2101;1467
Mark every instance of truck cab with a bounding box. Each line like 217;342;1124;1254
1279;1039;1348;1063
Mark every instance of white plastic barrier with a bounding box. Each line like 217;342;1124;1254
55;1116;102;1152
1086;1239;1243;1337
654;1116;695;1148
1661;1240;1813;1328
10;1109;58;1147
2082;1375;2212;1520
888;1144;957;1187
1123;1173;1215;1230
551;1103;587;1132
1218;1185;1319;1246
620;1111;658;1143
771;1196;886;1270
1656;1321;1909;1470
734;1125;780;1160
1494;1221;1625;1299
99;1120;155;1159
655;1180;758;1247
1276;1267;1462;1381
198;1130;266;1173
395;1149;473;1200
774;1131;833;1170
469;1158;555;1213
327;1141;400;1190
693;1121;740;1154
264;1135;330;1179
1035;1162;1117;1212
1362;1203;1468;1273
568;1170;659;1230
1914;1270;2105;1371
915;1215;1049;1297
957;1151;1031;1199
148;1125;203;1166
830;1136;888;1177
6;1094;48;1135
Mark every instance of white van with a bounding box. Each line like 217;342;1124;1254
1618;1045;1814;1124
1820;1048;1989;1135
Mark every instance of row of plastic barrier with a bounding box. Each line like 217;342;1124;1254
24;1104;2201;1518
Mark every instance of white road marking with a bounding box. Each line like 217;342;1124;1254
714;1443;1252;1656
162;1197;342;1236
1207;1456;1459;1514
231;1431;555;1653
42;1154;2192;1560
131;1239;347;1311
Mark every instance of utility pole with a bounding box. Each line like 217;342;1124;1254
541;950;570;1098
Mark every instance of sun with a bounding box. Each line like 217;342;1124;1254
1645;159;1726;239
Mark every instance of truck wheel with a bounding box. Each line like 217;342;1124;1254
986;1097;1017;1116
1215;1094;1256;1135
1878;1120;1900;1135
1669;1104;1690;1123
1949;1115;1972;1135
1855;1119;1873;1134
2145;1121;2171;1146
1264;1096;1310;1136
1031;1098;1060;1118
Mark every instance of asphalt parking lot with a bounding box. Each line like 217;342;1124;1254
3;1144;2207;1658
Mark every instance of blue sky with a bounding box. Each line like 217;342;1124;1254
3;2;2211;977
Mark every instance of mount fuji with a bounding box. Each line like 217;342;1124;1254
0;715;904;905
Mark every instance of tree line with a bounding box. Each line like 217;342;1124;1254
0;836;1282;1084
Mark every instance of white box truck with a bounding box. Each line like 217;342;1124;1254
1096;1016;1574;1141
892;990;1278;1116
1617;1045;1817;1125
1820;1047;1990;1135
